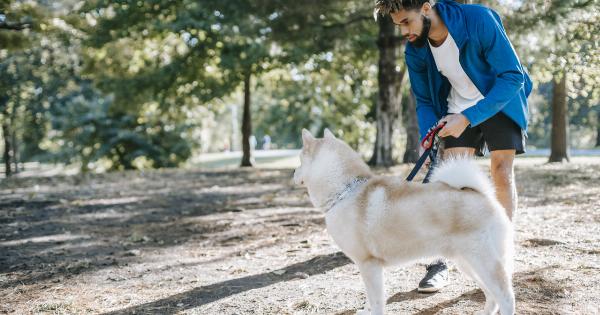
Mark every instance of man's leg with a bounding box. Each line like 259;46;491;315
490;149;517;220
418;146;476;293
444;147;476;159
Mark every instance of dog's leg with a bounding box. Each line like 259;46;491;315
356;258;385;315
462;253;515;315
454;257;499;315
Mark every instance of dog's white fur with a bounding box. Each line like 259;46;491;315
294;129;515;315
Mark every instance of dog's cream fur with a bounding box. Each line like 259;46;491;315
294;129;515;315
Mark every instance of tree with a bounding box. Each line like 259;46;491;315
240;71;253;166
368;15;405;167
0;0;42;176
596;111;600;147
82;0;386;168
402;90;419;162
503;0;599;162
82;1;336;167
549;73;569;162
80;1;266;167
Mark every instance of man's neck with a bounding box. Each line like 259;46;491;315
427;12;449;47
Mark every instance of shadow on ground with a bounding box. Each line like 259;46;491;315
102;252;351;314
0;168;310;288
335;265;568;315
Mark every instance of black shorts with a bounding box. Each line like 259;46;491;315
443;112;526;156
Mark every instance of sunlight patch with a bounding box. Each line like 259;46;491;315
0;233;90;247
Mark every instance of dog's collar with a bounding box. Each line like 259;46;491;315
321;176;369;212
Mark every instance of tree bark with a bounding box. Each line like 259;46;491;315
9;102;19;174
2;118;12;177
240;70;253;167
402;91;420;163
369;15;402;167
549;72;569;163
596;110;600;147
12;127;18;173
1;96;12;177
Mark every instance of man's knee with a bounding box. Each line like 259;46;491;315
492;161;513;175
491;155;515;184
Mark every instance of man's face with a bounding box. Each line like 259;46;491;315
390;6;431;48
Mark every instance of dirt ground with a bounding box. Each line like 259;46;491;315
1;157;599;314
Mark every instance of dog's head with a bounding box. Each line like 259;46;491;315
293;128;370;187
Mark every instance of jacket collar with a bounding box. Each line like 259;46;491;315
406;0;470;58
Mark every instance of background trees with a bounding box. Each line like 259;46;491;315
1;0;44;175
1;0;598;176
502;0;599;162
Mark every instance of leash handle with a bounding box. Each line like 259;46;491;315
406;121;446;183
420;122;446;150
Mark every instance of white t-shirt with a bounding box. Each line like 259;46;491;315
429;33;484;114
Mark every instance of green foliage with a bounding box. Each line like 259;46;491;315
2;0;599;175
501;0;599;148
79;0;379;156
253;56;378;151
48;85;193;170
1;1;197;171
0;0;48;48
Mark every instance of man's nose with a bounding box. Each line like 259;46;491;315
399;26;409;37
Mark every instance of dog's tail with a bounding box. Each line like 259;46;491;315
430;156;494;198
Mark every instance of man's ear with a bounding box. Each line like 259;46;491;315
323;128;336;139
421;2;432;16
302;128;314;144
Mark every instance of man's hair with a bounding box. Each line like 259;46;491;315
374;0;434;16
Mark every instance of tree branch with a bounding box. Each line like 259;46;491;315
0;21;31;31
322;15;372;29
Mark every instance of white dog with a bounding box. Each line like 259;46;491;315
293;129;515;315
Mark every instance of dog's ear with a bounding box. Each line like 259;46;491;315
302;128;314;144
323;128;336;139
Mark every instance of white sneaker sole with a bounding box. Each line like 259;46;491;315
417;286;442;293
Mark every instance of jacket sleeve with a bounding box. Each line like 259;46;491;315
406;52;438;141
461;8;525;127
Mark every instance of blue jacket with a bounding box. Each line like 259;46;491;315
405;0;532;140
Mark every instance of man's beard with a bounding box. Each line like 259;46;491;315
411;15;431;48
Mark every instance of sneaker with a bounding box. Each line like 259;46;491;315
417;261;449;293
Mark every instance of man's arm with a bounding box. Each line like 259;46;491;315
460;8;526;127
406;52;438;141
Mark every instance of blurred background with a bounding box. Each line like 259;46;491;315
0;0;598;177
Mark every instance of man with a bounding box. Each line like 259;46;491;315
374;0;532;293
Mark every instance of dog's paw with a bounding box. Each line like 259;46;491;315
356;309;371;315
473;311;490;315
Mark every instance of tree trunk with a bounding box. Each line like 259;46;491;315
1;97;13;177
10;105;18;174
2;118;12;177
369;15;402;167
240;70;253;167
11;128;18;173
596;110;600;147
402;91;420;163
549;72;569;163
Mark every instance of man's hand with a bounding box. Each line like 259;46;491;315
438;114;470;138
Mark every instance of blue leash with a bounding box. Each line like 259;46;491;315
405;124;445;183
